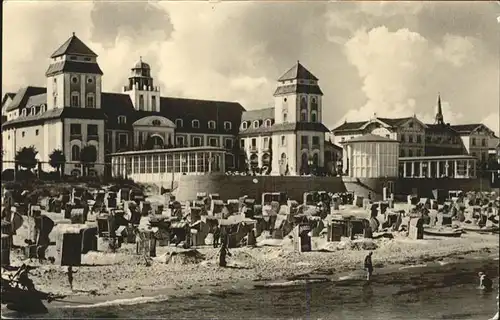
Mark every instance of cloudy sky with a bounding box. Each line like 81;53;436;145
3;1;499;133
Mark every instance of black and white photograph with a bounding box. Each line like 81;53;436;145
1;0;499;319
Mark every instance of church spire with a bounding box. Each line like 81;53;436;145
435;93;444;125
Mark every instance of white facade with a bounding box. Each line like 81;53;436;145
343;136;399;178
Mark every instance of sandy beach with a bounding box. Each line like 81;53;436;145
7;216;499;307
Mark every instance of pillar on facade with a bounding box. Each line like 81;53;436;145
403;162;407;177
221;152;226;172
445;160;449;177
420;162;424;178
454;160;458;177
187;153;190;173
411;162;415;177
436;160;440;178
465;160;470;178
208;152;212;173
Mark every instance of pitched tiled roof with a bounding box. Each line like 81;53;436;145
1;92;15;106
278;62;318;81
46;61;103;77
274;84;323;96
5;86;47;112
26;94;47;107
159;97;245;135
345;134;398;143
450;124;483;134
331;121;368;133
101;93;135;130
239;122;329;136
50;34;98;58
377;117;413;127
2;107;107;128
425;124;458;134
241;107;274;122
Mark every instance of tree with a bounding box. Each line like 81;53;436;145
80;145;97;176
15;146;38;170
49;149;66;178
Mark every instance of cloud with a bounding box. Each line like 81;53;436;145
339;26;480;126
482;113;500;136
2;1;497;131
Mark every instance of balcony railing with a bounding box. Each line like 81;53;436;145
70;133;82;140
87;134;99;141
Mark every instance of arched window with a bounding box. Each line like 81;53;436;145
265;119;272;127
301;153;308;169
175;119;183;128
72;145;80;161
300;109;307;122
253;121;260;129
241;122;248;130
300;97;307;110
192;119;200;128
312;153;319;166
71;91;80;107
311;97;318;111
86;93;95;108
208;120;216;129
311;111;317;123
152;119;161;126
224;121;232;130
283;113;288;122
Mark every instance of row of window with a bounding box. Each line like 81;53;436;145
400;149;423;157
471;138;487;147
116;115;233;131
21;105;47;117
70;124;99;137
68;92;95;108
471;151;488;161
300;136;321;147
400;134;422;143
71;144;97;162
241;135;288;149
241;119;273;130
104;132;234;150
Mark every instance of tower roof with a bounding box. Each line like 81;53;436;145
133;57;151;70
50;32;98;58
278;61;318;81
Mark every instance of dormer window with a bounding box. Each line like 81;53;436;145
241;122;248;130
86;76;94;84
253;121;259;129
71;92;80;107
208;120;216;130
22;109;27;116
192;119;200;129
175;119;183;128
71;76;79;84
118;116;127;124
152;119;161;126
224;121;232;131
265;119;272;127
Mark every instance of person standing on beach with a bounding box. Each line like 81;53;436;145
67;266;77;291
213;225;220;248
364;252;374;281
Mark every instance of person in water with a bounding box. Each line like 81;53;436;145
364;251;374;281
479;272;493;291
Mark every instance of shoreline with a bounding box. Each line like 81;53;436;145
45;234;499;309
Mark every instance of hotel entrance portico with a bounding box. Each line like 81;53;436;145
110;146;228;185
399;155;477;179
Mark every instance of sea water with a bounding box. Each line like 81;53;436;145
4;259;499;319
